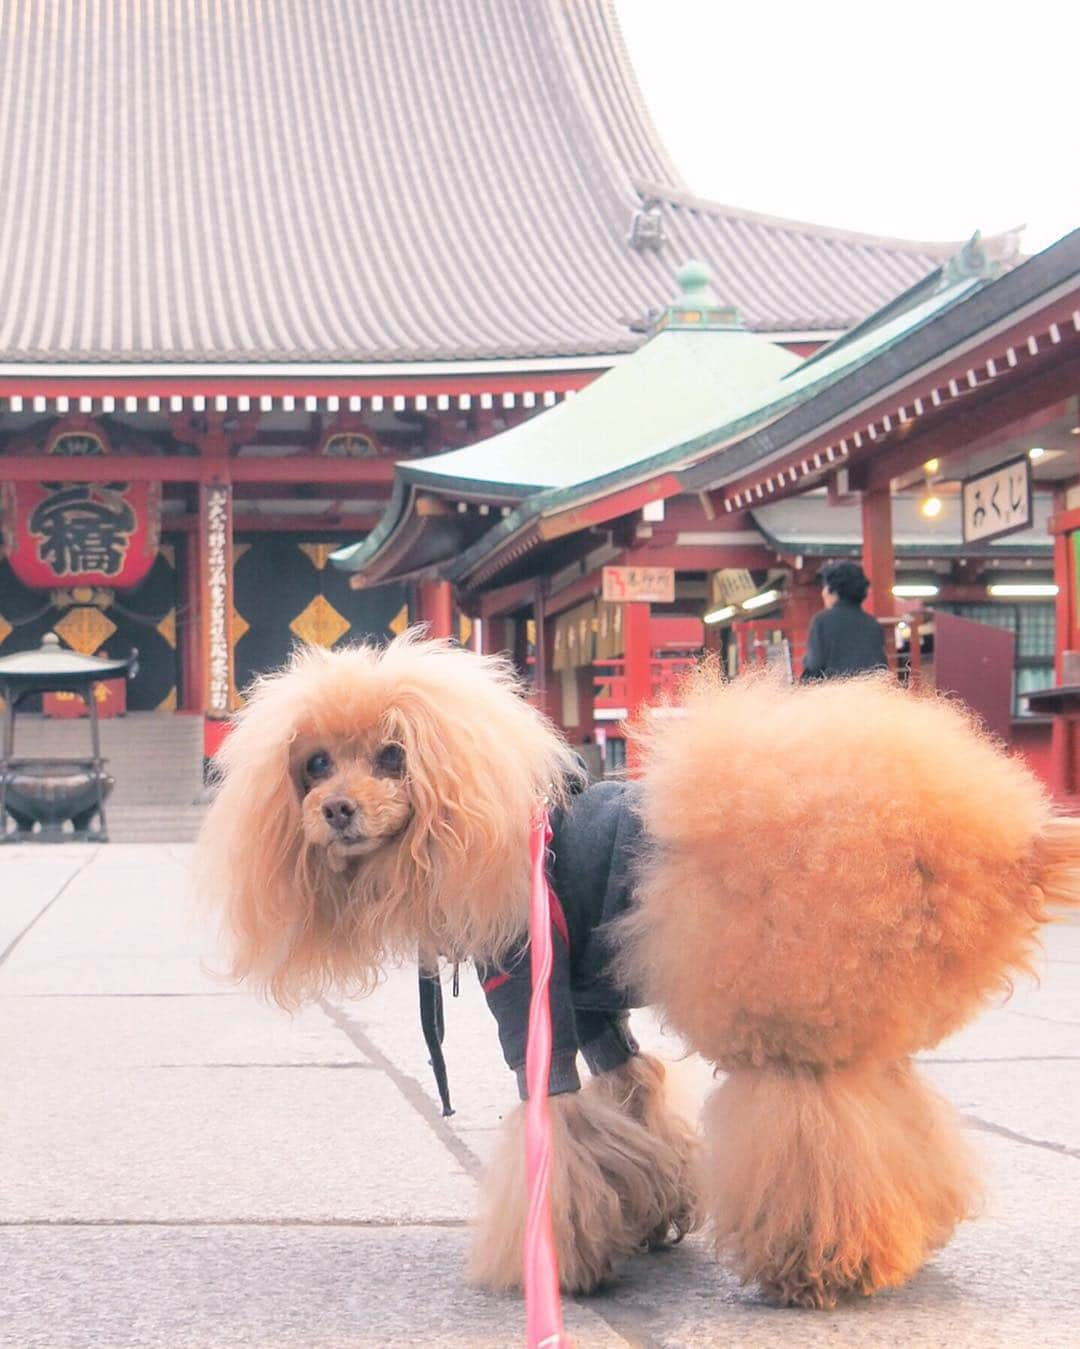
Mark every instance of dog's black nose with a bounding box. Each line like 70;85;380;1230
321;796;357;831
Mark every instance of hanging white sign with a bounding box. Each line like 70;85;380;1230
961;456;1032;544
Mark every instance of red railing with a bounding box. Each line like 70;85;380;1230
593;656;698;708
731;621;807;677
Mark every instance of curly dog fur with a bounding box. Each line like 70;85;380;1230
469;1055;698;1294
197;634;1078;1307
615;666;1079;1304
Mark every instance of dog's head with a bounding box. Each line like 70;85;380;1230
196;630;577;1006
292;728;412;862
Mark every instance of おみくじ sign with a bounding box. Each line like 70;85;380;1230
961;456;1032;544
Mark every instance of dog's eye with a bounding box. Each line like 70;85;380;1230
374;743;406;778
304;750;333;780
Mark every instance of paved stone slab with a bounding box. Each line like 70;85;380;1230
1;847;205;996
0;846;98;955
1;1064;474;1223
924;1059;1080;1154
917;1009;1080;1062
1;994;363;1071
0;1226;625;1349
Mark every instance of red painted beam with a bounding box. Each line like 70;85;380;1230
1;454;203;482
231;458;397;484
544;571;603;617
231;481;392;501
479;578;540;619
163;514;380;534
617;545;774;571
539;473;684;539
0;454;397;484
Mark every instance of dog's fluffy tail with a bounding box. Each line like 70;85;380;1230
618;670;1080;1071
613;670;1080;1301
469;1055;697;1294
1030;815;1080;915
702;1060;979;1308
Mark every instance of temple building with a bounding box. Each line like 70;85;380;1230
338;231;1080;791
0;0;1019;764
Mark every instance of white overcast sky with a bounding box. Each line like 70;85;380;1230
615;0;1078;254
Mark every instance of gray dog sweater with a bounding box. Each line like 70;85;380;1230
476;779;645;1098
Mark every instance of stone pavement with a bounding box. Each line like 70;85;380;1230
2;845;1078;1349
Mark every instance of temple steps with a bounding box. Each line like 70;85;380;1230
11;712;205;816
104;804;207;844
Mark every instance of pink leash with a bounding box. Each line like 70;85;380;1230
524;812;571;1348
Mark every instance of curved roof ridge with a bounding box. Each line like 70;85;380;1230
637;177;1023;257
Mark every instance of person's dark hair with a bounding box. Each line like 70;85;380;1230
818;560;870;605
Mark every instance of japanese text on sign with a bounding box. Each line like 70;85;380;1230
962;457;1032;544
601;566;675;603
29;484;137;577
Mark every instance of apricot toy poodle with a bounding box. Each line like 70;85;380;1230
196;631;1079;1307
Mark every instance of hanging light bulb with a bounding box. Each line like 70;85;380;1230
920;493;943;519
923;458;940;475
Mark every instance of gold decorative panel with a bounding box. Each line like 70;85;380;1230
388;604;409;636
54;605;117;655
156;608;177;648
299;543;335;572
155;687;178;712
289;594;351;648
232;607;250;644
0;613;11;647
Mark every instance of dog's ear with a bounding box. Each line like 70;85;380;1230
381;642;577;962
194;663;316;1005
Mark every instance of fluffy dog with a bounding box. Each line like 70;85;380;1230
196;631;1079;1307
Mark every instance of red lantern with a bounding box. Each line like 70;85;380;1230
2;479;161;590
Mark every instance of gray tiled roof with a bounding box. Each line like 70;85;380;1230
0;0;970;365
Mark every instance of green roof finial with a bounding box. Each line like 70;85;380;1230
676;259;714;302
654;260;743;332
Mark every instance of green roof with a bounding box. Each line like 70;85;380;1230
334;232;1078;588
438;272;988;582
333;267;801;576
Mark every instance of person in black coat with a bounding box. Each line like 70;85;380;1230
801;560;888;680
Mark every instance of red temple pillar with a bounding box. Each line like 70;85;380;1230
480;615;511;657
623;601;652;773
1046;493;1080;795
198;479;235;759
861;488;896;618
417;580;454;639
531;586;561;726
1051;488;1077;680
784;568;823;676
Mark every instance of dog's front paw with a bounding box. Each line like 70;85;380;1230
470;1060;698;1295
